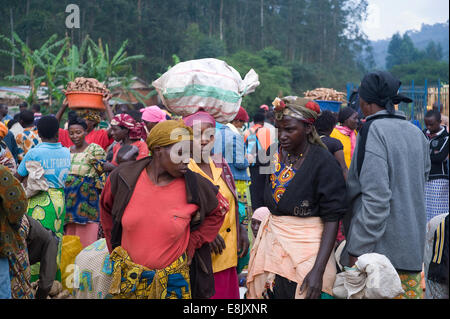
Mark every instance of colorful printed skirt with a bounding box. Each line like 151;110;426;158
27;188;66;283
395;271;424;299
235;180;252;273
425;179;449;223
235;180;252;226
9;216;34;299
64;175;101;224
108;246;191;299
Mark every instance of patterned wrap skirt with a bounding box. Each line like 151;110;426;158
108;246;191;299
395;271;424;299
64;175;101;224
27;188;66;283
235;180;252;274
425;179;449;223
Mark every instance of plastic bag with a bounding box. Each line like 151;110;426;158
25;161;49;198
152;58;260;123
332;253;404;299
60;235;83;294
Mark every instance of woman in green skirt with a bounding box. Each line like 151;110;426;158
15;116;71;282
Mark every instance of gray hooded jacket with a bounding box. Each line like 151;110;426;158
341;110;431;272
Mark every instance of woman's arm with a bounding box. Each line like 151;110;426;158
187;192;228;261
300;221;338;299
333;150;348;180
55;99;69;124
100;177;115;253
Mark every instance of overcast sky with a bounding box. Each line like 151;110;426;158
361;0;449;41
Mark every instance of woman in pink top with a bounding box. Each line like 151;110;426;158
100;120;228;299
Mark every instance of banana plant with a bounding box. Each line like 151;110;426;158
0;32;65;106
84;38;144;87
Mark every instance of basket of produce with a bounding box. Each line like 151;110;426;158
152;58;260;123
304;88;346;113
65;77;110;110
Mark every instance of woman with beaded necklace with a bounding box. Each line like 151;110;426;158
246;96;347;299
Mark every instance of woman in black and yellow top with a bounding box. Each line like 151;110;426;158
246;97;347;299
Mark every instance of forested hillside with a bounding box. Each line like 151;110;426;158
370;21;449;69
0;0;374;113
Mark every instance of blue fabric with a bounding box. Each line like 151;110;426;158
1;114;13;123
17;142;71;188
3;131;19;163
64;175;101;224
0;258;11;299
213;123;250;181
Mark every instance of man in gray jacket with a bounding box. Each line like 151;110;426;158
340;71;431;299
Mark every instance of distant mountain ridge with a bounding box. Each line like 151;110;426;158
370;20;449;69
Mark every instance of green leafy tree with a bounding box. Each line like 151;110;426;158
391;60;449;85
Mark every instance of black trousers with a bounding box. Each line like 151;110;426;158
271;275;297;299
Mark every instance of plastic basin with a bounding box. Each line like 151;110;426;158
65;91;105;110
314;100;342;113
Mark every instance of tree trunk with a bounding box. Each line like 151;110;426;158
25;0;30;47
219;0;224;40
137;0;143;76
10;8;14;77
260;0;264;49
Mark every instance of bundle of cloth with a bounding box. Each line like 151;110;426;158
332;253;404;299
152;58;260;123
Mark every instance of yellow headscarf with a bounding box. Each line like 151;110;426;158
146;120;193;151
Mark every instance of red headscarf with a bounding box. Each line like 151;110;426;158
233;107;249;122
111;113;147;140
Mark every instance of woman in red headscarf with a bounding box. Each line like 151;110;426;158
105;114;149;171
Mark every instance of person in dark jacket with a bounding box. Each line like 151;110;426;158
20;215;59;299
423;109;449;222
340;71;430;299
314;110;348;180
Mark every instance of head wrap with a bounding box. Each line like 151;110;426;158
358;71;413;115
338;107;357;124
234;107;250;122
147;120;193;151
75;109;102;125
111;113;147;140
140;106;167;123
252;207;270;222
260;105;269;111
183;111;216;128
0;122;8;138
272;96;327;149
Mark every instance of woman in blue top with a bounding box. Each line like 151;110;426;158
15;115;71;283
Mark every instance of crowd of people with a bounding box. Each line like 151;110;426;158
0;70;448;300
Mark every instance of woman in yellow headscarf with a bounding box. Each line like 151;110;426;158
100;120;228;299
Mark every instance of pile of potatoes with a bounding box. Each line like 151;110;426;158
65;77;110;95
304;88;346;102
31;280;72;299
